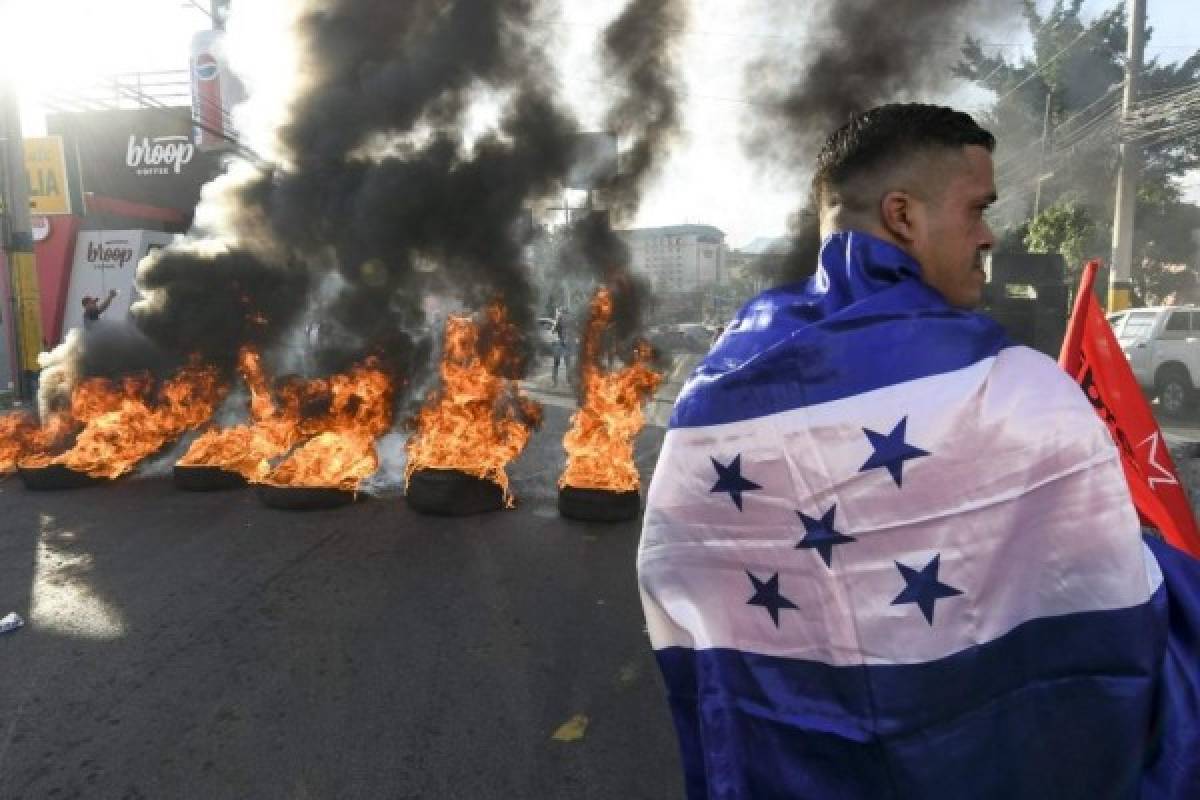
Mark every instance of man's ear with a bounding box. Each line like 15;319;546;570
880;190;918;245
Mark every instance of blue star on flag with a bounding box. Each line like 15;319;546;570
891;554;963;625
710;454;762;511
860;417;930;488
795;504;855;568
747;571;797;627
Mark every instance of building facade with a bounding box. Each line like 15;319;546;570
621;224;727;295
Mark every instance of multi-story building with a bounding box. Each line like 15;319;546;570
621;224;727;295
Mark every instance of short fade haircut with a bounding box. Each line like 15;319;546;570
812;103;995;212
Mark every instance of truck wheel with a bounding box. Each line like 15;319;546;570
1156;368;1194;418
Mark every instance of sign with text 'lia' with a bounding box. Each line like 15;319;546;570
23;136;71;215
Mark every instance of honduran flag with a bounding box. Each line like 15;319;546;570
638;231;1200;799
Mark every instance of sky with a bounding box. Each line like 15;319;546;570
2;0;1198;248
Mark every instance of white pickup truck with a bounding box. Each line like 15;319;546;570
1107;306;1200;417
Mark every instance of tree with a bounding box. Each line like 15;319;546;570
1024;195;1103;277
1025;187;1200;303
958;1;1200;190
957;1;1200;304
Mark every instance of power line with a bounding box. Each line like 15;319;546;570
969;9;1066;89
992;85;1122;175
180;1;213;22
991;29;1092;106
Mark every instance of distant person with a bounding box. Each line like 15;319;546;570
82;289;118;330
551;308;569;387
711;325;725;347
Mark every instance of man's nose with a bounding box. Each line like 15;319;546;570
980;221;996;251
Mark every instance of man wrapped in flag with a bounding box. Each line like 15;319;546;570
638;104;1200;798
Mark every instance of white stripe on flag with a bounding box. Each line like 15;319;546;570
639;346;1152;666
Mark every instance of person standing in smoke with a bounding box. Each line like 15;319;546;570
551;307;570;387
82;289;118;330
638;104;1200;798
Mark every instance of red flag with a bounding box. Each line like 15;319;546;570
1059;260;1200;557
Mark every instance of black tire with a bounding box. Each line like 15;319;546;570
405;468;506;515
174;465;247;491
1156;366;1195;419
558;486;641;523
18;464;107;490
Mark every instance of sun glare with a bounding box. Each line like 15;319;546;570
2;0;199;132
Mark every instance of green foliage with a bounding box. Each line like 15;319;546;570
960;1;1200;301
1024;196;1102;279
1024;191;1200;303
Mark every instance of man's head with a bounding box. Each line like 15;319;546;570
812;103;998;308
81;296;96;310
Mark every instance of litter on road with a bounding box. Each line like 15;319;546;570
0;611;25;635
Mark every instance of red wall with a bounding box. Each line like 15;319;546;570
33;215;82;346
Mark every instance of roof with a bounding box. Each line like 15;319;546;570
620;224;726;240
738;236;791;255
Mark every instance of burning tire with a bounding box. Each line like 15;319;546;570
256;484;360;511
558;486;641;523
173;465;247;491
405;468;505;515
18;464;107;491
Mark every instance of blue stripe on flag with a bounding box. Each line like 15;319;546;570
670;232;1011;429
656;591;1165;799
1142;535;1200;798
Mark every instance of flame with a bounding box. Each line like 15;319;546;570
177;347;300;481
178;350;394;489
20;361;225;480
262;359;393;490
264;431;378;491
0;413;37;474
0;411;76;474
405;302;542;506
559;287;662;492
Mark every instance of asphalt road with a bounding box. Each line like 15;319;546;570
0;405;683;799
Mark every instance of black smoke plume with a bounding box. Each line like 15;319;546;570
600;0;687;215
123;0;586;410
743;0;1013;280
135;245;310;367
554;0;687;365
746;0;1006;173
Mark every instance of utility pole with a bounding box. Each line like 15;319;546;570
1109;0;1146;312
0;77;39;405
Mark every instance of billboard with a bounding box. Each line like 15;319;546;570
23;136;71;215
62;230;173;337
46;108;223;223
190;29;245;151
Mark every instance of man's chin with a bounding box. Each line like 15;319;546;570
952;280;986;309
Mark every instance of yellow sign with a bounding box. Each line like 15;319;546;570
9;252;44;371
23;136;71;215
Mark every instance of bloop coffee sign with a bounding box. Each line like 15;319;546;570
126;135;196;177
47;107;221;222
86;238;135;270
